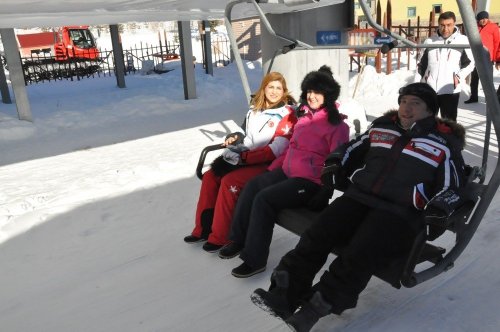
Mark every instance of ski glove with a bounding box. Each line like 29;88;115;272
424;188;463;240
320;151;343;190
307;186;334;211
424;189;462;225
222;149;241;165
222;144;249;165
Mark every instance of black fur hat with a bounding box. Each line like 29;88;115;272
300;65;342;124
398;82;439;115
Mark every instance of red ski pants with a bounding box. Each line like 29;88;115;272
192;164;269;245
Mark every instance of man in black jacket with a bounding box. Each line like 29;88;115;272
250;83;467;332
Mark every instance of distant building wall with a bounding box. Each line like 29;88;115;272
354;0;500;26
231;17;261;61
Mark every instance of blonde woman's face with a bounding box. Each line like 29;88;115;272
307;90;325;110
264;80;284;106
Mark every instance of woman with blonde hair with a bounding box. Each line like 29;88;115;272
184;72;297;252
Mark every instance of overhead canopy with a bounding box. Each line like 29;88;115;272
0;0;344;29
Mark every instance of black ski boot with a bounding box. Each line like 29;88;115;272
250;270;294;320
285;291;331;332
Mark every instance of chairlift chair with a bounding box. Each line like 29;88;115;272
195;0;500;289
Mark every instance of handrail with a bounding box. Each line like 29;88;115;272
196;144;225;180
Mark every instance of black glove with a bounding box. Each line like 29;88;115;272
320;154;342;190
424;189;462;240
225;132;245;145
210;155;241;177
307;186;334;211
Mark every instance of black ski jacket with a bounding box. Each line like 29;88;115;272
334;110;466;219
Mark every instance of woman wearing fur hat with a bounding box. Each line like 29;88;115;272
251;82;467;332
184;72;297;252
218;65;350;278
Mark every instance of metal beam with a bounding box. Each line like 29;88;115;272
178;21;197;99
0;54;11;104
202;21;214;76
0;28;32;121
110;24;126;88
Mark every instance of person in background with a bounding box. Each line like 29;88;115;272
465;11;500;104
218;65;350;278
184;72;297;252
416;11;475;121
251;83;467;332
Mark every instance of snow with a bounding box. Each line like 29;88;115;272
1;45;500;331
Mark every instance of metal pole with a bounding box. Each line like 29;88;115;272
0;54;12;103
178;21;197;99
0;28;32;121
110;24;126;88
203;21;214;76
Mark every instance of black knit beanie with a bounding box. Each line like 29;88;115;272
398;83;438;115
476;11;489;21
300;65;341;124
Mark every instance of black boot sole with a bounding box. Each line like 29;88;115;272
250;288;292;321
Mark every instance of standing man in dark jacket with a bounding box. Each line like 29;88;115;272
250;83;467;332
465;11;500;104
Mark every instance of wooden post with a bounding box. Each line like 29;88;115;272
407;19;411;70
428;11;436;37
416;16;421;63
375;0;382;73
386;0;392;75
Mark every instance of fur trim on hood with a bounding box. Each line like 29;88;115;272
382;110;466;148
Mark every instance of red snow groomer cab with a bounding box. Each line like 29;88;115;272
17;26;99;61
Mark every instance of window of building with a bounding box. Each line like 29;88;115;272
433;5;442;14
408;7;417;18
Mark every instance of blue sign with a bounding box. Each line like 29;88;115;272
316;31;341;45
374;36;392;44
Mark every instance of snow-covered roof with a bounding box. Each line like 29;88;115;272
0;0;344;29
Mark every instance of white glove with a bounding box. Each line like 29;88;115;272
222;148;241;165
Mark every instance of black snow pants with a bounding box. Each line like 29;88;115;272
437;93;460;122
275;195;421;314
230;168;321;268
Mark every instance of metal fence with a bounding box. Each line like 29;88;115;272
13;36;233;85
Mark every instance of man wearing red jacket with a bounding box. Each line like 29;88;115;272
465;11;500;104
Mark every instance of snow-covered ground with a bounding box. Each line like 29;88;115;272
0;51;499;331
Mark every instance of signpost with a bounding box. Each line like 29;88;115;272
374;36;392;44
316;31;341;45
